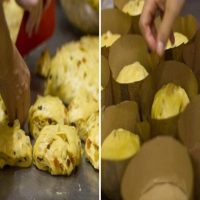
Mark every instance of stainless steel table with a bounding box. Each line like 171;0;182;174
0;1;99;200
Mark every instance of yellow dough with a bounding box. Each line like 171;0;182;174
33;124;81;175
85;111;99;169
122;0;144;16
0;120;32;169
34;49;51;78
151;83;190;119
28;95;69;139
101;31;121;48
3;0;24;43
101;128;140;160
67;89;98;141
44;36;99;105
166;32;188;49
0;95;8;123
116;61;149;83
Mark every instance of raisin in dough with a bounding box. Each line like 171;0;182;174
44;36;99;105
85;112;99;169
28;95;68;139
33;124;81;175
68;90;98;141
0;120;32;168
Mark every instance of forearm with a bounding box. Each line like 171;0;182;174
0;1;14;79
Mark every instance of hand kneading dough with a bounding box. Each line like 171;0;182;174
166;32;188;49
3;0;24;43
0;120;32;169
122;0;144;16
101;128;140;160
116;62;149;83
28;95;68;139
85;112;99;169
33;125;81;175
44;36;99;105
68;90;98;141
151;83;190;119
101;31;121;47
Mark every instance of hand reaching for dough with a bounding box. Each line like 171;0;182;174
15;0;51;37
139;0;185;56
0;44;30;127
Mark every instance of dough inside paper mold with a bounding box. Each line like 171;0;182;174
101;101;142;200
109;34;159;108
140;61;198;138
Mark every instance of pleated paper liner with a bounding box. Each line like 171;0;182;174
178;95;200;199
101;101;141;200
113;0;143;35
101;55;113;110
108;34;159;114
140;61;198;138
101;8;132;59
183;29;200;93
155;15;198;62
121;136;194;200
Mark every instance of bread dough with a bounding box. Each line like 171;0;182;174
151;83;190;119
85;111;99;169
101;31;121;47
33;124;81;175
34;49;51;78
101;128;140;160
67;89;98;141
0;120;32;168
122;0;144;16
116;61;149;83
44;36;99;105
166;32;188;49
3;0;24;43
28;95;68;139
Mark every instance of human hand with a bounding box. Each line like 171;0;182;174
0;44;30;127
15;0;51;37
139;0;185;56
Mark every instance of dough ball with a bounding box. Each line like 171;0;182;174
33;124;81;175
101;128;140;160
0;120;32;168
116;61;149;83
28;95;68;139
151;83;190;119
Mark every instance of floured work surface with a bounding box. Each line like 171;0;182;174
0;1;99;200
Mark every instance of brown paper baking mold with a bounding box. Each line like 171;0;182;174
101;8;132;59
121;136;194;200
101;101;141;200
113;0;143;35
108;34;159;113
140;60;198;138
101;55;113;109
155;15;198;62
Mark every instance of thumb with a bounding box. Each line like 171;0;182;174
156;0;185;56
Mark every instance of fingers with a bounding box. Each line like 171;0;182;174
156;0;185;56
34;0;43;33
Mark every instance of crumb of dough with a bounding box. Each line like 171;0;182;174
101;31;121;47
122;0;144;16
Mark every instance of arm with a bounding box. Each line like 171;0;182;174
0;1;30;127
139;0;185;56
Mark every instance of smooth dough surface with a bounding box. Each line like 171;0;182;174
67;89;98;141
0;120;32;169
116;61;149;83
101;31;121;47
101;128;140;160
44;36;99;105
3;0;24;43
28;95;68;139
166;32;188;49
33;124;81;175
85;111;99;169
122;0;144;16
151;83;190;119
